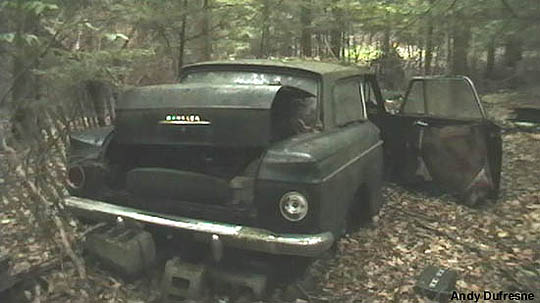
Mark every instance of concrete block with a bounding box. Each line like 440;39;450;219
85;224;156;278
209;267;267;299
161;257;207;302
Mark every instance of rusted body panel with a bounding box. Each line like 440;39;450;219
422;124;496;195
380;76;502;203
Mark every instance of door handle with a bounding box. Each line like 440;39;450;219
414;120;429;127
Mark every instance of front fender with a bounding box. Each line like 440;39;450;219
68;126;114;162
67;126;114;197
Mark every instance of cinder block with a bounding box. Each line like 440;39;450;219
161;257;207;302
209;267;268;299
85;224;156;278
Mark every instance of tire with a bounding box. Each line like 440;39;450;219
346;183;382;232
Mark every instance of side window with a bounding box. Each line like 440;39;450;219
402;81;425;114
362;81;378;107
334;78;364;126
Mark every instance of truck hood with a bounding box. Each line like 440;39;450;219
115;83;312;147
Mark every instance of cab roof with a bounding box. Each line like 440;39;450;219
183;59;372;78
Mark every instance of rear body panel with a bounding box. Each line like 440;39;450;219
256;123;382;235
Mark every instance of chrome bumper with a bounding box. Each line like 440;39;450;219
64;196;334;257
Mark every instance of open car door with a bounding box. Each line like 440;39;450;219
382;76;502;205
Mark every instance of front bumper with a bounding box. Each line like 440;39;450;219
64;196;334;257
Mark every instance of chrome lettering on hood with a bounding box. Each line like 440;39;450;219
159;114;211;125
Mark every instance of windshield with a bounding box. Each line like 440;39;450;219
180;70;319;96
403;78;483;119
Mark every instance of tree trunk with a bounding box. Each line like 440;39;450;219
424;0;435;75
329;29;341;59
470;32;477;74
503;36;523;68
485;37;495;78
329;3;342;59
300;0;312;57
12;1;38;103
258;0;270;58
382;27;391;55
451;22;471;75
177;0;188;77
442;21;452;74
315;34;320;58
199;0;212;61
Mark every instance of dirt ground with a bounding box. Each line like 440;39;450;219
1;88;539;302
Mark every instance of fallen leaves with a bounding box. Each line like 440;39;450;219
310;127;540;302
2;90;540;302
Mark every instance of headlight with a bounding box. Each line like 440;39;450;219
279;191;309;222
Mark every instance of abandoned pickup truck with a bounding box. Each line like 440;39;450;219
64;60;501;258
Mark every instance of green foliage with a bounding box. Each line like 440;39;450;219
0;1;58;15
347;45;383;63
0;33;39;45
0;33;15;43
1;0;540;110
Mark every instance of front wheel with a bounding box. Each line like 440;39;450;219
346;183;382;232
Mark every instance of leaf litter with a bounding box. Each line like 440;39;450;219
1;91;539;302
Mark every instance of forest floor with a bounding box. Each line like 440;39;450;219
1;87;540;303
308;87;540;303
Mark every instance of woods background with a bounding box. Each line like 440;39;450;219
2;0;540;108
1;1;540;302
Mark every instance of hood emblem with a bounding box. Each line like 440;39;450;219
159;114;210;125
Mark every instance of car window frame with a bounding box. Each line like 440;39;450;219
332;76;366;127
401;79;427;115
400;77;487;120
361;77;387;115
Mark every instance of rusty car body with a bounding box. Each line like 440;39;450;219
65;60;385;257
64;60;501;257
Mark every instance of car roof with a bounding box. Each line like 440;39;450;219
411;75;468;80
183;59;372;77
